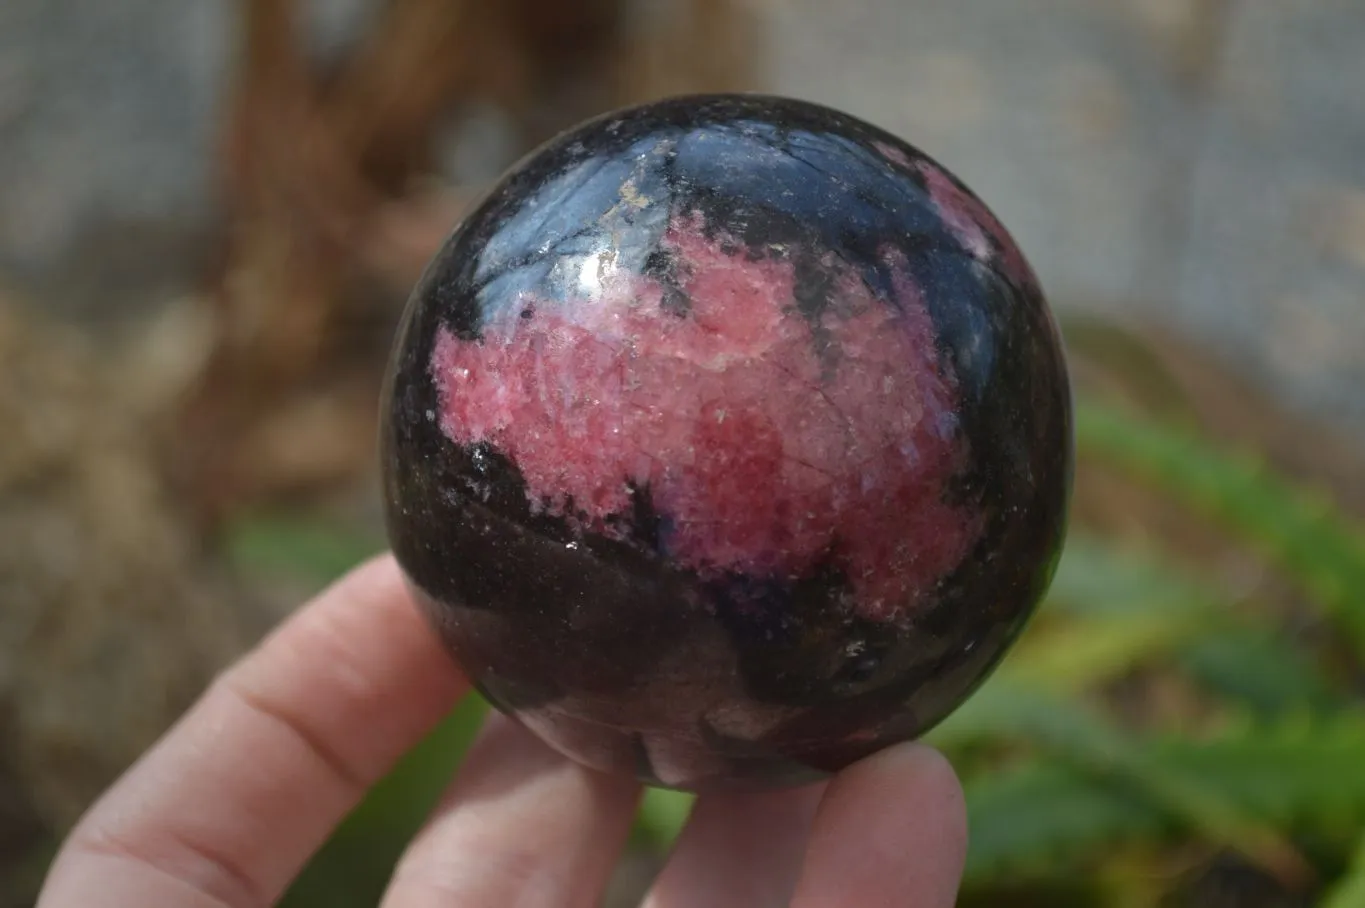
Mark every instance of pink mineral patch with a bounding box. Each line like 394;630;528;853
872;140;913;170
429;213;981;621
916;161;1037;290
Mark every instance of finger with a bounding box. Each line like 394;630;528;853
641;782;827;908
381;713;640;908
39;554;468;908
790;743;967;908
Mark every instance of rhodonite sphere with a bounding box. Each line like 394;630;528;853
381;94;1072;791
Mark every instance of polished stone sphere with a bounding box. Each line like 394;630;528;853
381;94;1072;791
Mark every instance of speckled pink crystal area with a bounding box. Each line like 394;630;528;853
429;214;976;621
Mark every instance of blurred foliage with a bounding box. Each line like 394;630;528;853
6;1;1358;906
161;3;1365;903
224;378;1365;908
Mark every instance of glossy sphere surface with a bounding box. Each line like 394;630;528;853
381;95;1072;791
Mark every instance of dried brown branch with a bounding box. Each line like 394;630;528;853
172;0;763;528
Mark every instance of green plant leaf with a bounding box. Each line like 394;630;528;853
635;788;695;848
1007;533;1220;693
934;684;1308;880
1320;831;1365;908
1075;401;1365;654
1045;534;1208;619
1036;534;1343;715
1177;628;1344;717
1003;610;1208;694
1056;314;1198;423
961;715;1365;886
1145;717;1365;832
224;514;385;585
964;760;1166;882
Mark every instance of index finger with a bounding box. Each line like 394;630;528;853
38;554;469;908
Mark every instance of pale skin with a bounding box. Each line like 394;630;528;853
36;554;968;907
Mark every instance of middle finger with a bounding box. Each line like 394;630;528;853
381;713;640;908
641;781;827;908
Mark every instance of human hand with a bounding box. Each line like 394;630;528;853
36;554;967;907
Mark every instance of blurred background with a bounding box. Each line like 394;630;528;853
1;1;1363;905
